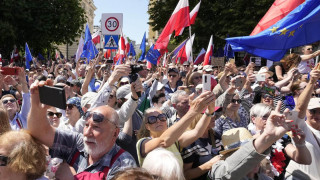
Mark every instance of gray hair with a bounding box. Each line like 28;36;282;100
171;90;188;104
250;103;273;119
142;148;185;180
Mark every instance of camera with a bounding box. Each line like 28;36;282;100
129;65;143;83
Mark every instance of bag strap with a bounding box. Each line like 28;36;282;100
69;151;81;166
16;117;23;129
102;148;125;176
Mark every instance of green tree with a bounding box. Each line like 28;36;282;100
148;0;274;52
0;0;86;59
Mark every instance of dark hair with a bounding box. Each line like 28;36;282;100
37;75;47;81
152;93;165;104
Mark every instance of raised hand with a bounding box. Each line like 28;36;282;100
189;91;215;114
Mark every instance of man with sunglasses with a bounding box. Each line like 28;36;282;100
285;68;320;179
27;81;136;179
164;68;183;99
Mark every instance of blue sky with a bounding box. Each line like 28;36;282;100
94;0;149;43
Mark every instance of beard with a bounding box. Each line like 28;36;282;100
83;137;108;158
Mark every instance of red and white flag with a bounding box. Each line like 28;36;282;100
176;1;201;35
203;35;213;66
0;54;2;63
55;50;60;60
75;36;84;62
154;0;190;50
92;30;101;44
176;34;195;64
124;35;130;55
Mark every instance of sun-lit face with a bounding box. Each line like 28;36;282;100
306;108;320;130
2;97;18;115
145;110;168;134
47;107;61;128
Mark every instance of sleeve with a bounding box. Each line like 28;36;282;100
181;143;197;163
213;117;224;139
89;82;113;109
238;89;253;115
148;79;159;103
50;129;83;163
209;140;269;180
118;98;138;125
19;92;31;127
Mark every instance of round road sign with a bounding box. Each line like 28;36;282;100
105;17;119;32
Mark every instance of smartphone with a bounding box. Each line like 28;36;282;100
256;74;266;82
234;77;243;87
106;59;114;64
39;85;66;110
287;110;299;124
203;74;211;92
1;67;19;75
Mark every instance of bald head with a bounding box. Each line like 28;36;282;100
91;105;120;127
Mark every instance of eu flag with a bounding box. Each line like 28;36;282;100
139;32;146;61
146;45;161;65
25;43;32;69
127;42;136;57
81;24;98;61
226;0;320;61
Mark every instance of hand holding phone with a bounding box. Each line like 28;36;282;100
202;74;211;92
1;67;19;75
39;85;66;109
255;74;266;82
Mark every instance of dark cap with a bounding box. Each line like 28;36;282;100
168;68;179;74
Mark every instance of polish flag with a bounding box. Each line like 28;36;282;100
250;0;304;36
0;54;2;63
154;0;190;50
124;35;130;55
55;50;60;60
116;30;126;65
92;30;101;44
185;33;195;62
176;34;195;64
104;49;112;59
162;52;167;67
176;1;201;35
203;35;213;66
75;36;84;62
194;48;206;65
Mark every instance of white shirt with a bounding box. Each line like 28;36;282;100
298;58;314;74
285;118;320;180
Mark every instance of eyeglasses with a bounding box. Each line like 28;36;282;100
184;65;189;67
0;155;9;166
307;48;313;51
120;82;129;86
66;104;75;110
312;94;320;97
194;76;202;80
262;94;274;99
231;99;242;104
84;111;117;126
168;74;177;78
47;111;62;118
48;76;54;79
308;109;320;115
2;99;16;104
147;114;167;124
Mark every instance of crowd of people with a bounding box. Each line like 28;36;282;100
0;44;320;180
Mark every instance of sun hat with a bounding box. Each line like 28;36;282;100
220;127;253;155
307;98;320;110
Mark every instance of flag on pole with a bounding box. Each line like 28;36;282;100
185;33;195;62
146;45;161;65
139;32;146;61
203;35;214;66
38;53;45;60
116;28;126;64
194;48;206;65
227;0;320;61
92;30;101;44
60;51;65;59
171;37;189;58
55;50;60;60
81;24;99;62
154;0;190;50
124;35;130;55
25;43;32;69
176;34;195;64
176;1;201;35
75;35;84;62
0;54;2;63
250;0;304;36
127;42;136;57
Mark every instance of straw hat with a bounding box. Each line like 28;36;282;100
220;127;253;155
258;66;274;77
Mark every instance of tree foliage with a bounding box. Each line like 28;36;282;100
148;0;274;52
0;0;86;59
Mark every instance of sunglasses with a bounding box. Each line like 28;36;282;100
147;114;167;124
48;76;54;79
66;104;75;110
312;94;320;97
184;65;189;67
168;74;177;78
231;99;242;104
120;82;129;86
262;94;274;99
2;99;16;104
309;109;320;115
0;155;9;166
84;111;117;127
47;111;62;118
307;48;313;51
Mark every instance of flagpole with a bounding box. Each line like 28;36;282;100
188;26;193;63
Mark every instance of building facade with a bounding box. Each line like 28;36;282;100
57;0;97;60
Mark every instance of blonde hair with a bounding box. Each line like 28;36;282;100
187;72;202;86
137;107;163;140
0;107;10;134
0;130;47;180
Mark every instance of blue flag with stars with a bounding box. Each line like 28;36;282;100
146;45;161;65
81;24;98;61
25;43;32;69
127;42;136;57
226;0;320;61
139;32;146;61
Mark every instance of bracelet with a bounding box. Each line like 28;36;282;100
131;95;138;101
295;142;306;148
205;112;215;117
13;83;19;88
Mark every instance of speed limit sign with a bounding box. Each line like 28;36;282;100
101;13;123;35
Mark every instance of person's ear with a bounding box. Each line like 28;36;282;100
251;116;256;124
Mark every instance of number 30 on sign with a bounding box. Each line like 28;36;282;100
101;13;123;35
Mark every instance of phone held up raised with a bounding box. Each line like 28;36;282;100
1;67;19;75
38;85;66;110
202;74;211;93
